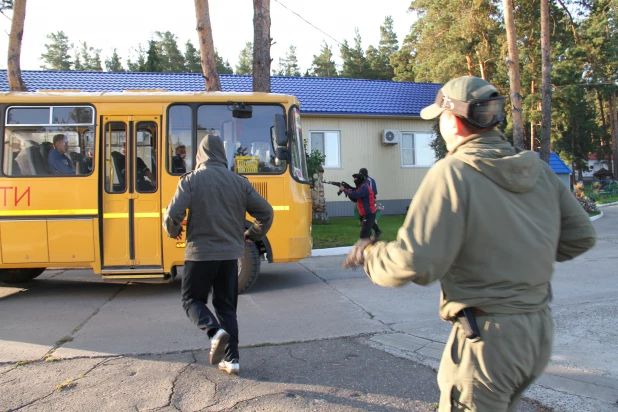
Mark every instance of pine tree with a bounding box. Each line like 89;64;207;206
275;45;301;76
127;46;147;72
144;40;163;72
105;49;125;72
40;31;73;70
154;31;185;72
75;41;103;71
340;28;371;79
236;42;253;75
311;41;337;77
184;40;201;73
367;16;398;80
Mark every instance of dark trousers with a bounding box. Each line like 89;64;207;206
181;260;239;361
358;215;380;235
360;213;377;239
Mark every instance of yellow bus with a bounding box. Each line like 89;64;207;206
0;91;312;293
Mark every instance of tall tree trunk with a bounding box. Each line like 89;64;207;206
503;0;525;149
597;90;612;174
253;0;271;92
476;51;486;80
465;53;474;76
7;0;28;92
610;92;618;180
531;80;536;151
194;0;221;91
540;0;551;164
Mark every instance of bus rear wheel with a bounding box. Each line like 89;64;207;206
0;268;46;284
238;242;260;294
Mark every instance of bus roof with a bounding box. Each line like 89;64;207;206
0;90;299;105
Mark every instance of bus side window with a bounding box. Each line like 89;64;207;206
168;105;193;175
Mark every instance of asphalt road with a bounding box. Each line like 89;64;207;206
1;206;617;411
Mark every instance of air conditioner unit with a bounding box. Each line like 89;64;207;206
382;129;401;145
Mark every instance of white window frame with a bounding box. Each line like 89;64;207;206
309;130;341;169
401;131;436;168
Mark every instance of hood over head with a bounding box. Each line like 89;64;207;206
450;131;542;194
195;134;228;168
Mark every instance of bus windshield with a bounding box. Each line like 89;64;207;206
197;104;286;174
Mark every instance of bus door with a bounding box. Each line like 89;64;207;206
101;115;162;269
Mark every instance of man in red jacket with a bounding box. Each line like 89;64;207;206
340;173;377;239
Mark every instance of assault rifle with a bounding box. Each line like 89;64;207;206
323;180;354;196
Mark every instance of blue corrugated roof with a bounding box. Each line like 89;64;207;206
548;152;572;174
0;70;441;117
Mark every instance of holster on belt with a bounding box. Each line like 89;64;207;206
455;307;488;343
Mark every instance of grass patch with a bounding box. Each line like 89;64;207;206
44;354;60;363
55;379;76;392
588;211;601;217
596;195;618;205
15;360;32;366
312;215;406;249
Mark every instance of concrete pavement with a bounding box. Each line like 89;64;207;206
0;207;617;411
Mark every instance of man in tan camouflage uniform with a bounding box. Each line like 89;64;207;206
344;76;596;411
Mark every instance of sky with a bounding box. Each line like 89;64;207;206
0;0;417;73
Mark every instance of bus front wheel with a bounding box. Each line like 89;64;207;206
238;242;260;294
0;268;46;284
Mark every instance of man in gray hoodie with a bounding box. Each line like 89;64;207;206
164;134;273;375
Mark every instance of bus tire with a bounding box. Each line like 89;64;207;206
238;242;260;294
0;268;46;284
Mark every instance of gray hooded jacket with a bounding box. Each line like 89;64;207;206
163;135;274;261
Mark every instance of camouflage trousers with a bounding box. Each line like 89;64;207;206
438;307;553;412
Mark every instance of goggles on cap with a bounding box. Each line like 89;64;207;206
435;90;506;129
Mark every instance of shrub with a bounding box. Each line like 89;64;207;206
574;182;598;212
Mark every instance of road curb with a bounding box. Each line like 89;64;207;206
597;201;618;208
590;211;604;222
311;246;351;257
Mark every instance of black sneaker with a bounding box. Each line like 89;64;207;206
375;230;383;239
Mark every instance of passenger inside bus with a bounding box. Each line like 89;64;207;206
172;145;187;174
111;142;156;191
47;134;76;175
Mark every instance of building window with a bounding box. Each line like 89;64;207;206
401;132;436;167
310;131;340;168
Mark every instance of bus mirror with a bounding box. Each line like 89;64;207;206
276;147;288;161
232;103;253;119
274;114;288;146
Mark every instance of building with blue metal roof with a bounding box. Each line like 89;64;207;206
0;71;571;216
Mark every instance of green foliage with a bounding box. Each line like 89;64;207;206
429;120;448;160
126;46;147;72
105;49;125;72
275;45;301;76
306;147;326;184
236;42;253;75
40;31;73;70
216;49;234;74
154;31;185;72
311;41;338;77
75;41;102;71
366;16;398;80
184;41;201;73
340;29;371;79
145;40;163;72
